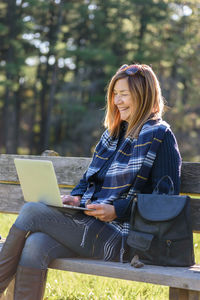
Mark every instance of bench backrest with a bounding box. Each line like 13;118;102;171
0;154;200;232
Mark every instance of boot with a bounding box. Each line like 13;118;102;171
0;225;28;295
14;266;47;300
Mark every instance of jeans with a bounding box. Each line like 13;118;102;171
14;202;122;269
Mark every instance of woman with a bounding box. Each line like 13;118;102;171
0;64;181;299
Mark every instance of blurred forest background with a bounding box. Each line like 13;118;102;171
0;0;199;160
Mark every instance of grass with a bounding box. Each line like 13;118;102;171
1;213;199;300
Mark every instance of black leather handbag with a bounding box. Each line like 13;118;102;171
127;176;195;267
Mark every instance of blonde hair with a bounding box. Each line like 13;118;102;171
104;64;165;138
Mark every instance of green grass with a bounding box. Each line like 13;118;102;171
1;213;199;300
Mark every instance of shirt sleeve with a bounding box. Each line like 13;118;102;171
70;172;88;196
147;128;182;195
113;128;182;221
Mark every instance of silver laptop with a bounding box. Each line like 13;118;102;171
14;158;91;211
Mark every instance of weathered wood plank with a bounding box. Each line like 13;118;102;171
0;185;70;214
169;287;200;300
0;155;200;194
181;163;200;194
169;287;189;300
1;240;199;293
188;291;200;300
0;154;91;186
190;198;200;232
49;258;200;291
169;287;188;300
0;183;200;231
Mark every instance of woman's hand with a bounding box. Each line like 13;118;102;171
61;195;81;207
84;203;117;222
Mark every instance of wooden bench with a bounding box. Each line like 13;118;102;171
0;153;200;300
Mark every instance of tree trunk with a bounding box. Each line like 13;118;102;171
43;63;58;150
13;85;22;153
41;0;64;151
29;64;41;154
2;0;17;153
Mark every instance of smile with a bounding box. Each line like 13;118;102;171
118;108;128;112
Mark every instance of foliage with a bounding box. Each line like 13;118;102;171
0;0;200;160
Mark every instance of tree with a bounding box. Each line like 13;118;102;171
0;0;200;160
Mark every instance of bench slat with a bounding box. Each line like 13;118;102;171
1;192;200;232
169;287;200;300
0;185;71;214
49;258;200;291
0;242;199;292
0;183;200;231
0;154;91;186
181;162;200;194
1;155;200;194
190;198;200;232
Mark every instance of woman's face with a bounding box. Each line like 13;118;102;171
113;77;135;123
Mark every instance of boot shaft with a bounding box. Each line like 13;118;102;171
0;225;28;294
14;266;47;300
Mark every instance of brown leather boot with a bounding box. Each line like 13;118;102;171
0;225;28;295
14;266;47;300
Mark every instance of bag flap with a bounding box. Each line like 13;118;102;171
127;230;153;251
137;194;188;222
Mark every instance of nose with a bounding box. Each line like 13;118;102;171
114;94;122;105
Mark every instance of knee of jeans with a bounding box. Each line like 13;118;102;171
20;202;45;216
15;202;47;230
19;232;51;269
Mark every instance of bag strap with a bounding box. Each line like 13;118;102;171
128;124;168;226
132;123;168;193
153;175;174;195
129;193;137;228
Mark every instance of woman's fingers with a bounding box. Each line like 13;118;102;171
61;195;73;204
61;195;80;206
85;204;117;222
85;204;99;216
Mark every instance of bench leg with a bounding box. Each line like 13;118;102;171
169;287;200;300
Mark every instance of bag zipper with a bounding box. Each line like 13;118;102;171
166;237;190;257
166;240;172;257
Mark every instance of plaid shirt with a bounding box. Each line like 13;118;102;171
78;119;169;261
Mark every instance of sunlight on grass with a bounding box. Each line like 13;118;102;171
0;213;17;236
1;213;199;300
45;270;168;300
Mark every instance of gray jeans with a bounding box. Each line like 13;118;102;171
14;202;122;269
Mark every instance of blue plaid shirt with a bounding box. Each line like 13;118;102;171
71;119;181;261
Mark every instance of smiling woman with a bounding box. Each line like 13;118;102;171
105;64;164;138
0;63;181;300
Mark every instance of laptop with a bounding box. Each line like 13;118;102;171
14;158;92;212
